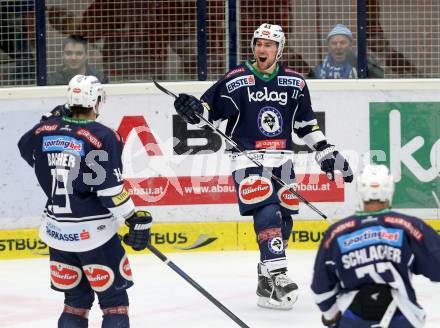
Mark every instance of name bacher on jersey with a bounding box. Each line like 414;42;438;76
43;135;83;168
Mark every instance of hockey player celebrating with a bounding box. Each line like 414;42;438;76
18;75;152;328
311;164;440;327
173;23;353;310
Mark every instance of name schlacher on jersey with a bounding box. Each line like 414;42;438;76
341;245;402;269
338;225;403;269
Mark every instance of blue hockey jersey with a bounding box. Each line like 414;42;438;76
311;209;440;327
201;60;326;155
18;116;135;251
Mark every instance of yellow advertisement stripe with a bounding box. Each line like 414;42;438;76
1;219;439;260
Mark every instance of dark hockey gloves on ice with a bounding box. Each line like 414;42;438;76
314;142;353;182
174;93;204;125
40;104;72;122
123;210;153;251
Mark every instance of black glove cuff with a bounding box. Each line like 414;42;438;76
314;140;329;151
315;145;336;163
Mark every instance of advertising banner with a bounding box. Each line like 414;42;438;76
370;102;440;209
3;219;440;259
1;81;439;231
0;221;334;260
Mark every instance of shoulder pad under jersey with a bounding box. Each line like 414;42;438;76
322;217;358;249
283;66;305;78
224;66;247;80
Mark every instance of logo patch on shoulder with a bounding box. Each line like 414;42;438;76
225;67;246;79
35;124;59;135
226;75;255;93
277;76;305;90
258;106;283;137
77;128;102;149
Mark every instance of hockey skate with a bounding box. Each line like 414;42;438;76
256;263;298;310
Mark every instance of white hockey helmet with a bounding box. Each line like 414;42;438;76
67;75;105;115
356;164;395;204
251;23;285;61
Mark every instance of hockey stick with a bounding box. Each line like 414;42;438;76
153;80;329;220
370;299;397;328
432;191;440;209
146;243;250;328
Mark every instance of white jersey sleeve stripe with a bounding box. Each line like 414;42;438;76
322;302;340;321
294;119;317;129
97;184;124;197
302;130;326;149
313;284;340;304
108;197;135;220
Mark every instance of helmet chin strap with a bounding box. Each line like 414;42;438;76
276;48;283;61
93;102;101;118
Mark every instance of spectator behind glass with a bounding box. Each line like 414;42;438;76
309;24;383;79
48;35;108;85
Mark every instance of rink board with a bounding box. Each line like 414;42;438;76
1;219;439;260
1;80;439;232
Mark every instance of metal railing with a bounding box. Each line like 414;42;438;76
0;0;438;87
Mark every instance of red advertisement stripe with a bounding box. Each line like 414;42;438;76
125;174;344;206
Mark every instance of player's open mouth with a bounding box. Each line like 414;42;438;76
258;57;267;63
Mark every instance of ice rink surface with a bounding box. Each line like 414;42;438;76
1;250;440;328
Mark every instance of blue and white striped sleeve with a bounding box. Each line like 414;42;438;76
311;236;341;320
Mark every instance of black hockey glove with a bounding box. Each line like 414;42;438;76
315;142;353;183
123;210;153;251
174;93;204;125
40;104;72;122
321;312;341;327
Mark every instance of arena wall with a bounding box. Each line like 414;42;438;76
1;80;439;258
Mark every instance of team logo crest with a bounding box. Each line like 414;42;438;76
268;237;284;254
258;107;283;137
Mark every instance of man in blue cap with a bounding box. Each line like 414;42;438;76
309;24;383;79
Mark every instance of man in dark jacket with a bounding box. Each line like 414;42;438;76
309;24;383;79
48;35;108;85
